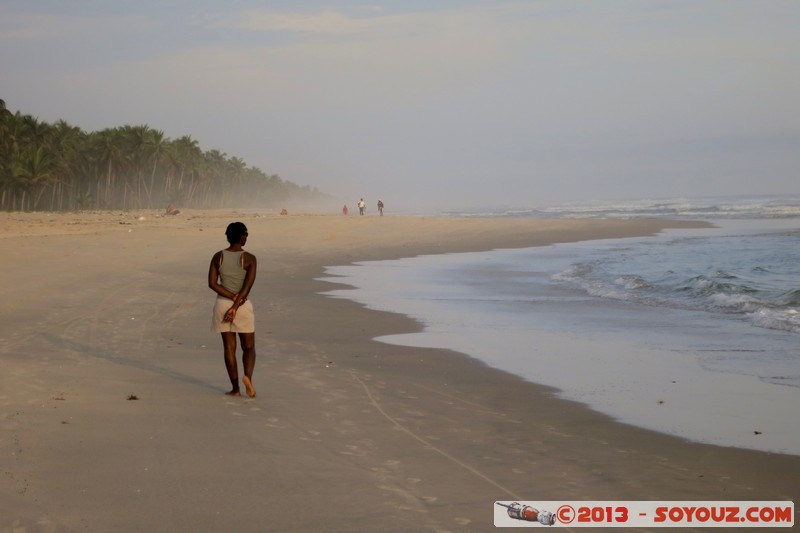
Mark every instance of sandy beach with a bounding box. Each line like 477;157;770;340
1;209;797;532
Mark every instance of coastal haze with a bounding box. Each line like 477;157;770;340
3;3;800;531
2;1;799;212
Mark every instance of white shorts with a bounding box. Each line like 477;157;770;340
211;297;255;333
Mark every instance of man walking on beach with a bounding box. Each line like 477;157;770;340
358;198;366;215
208;222;258;397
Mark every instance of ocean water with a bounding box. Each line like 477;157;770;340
442;194;800;220
320;196;800;455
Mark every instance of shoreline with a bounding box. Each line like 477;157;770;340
321;225;800;456
2;210;796;532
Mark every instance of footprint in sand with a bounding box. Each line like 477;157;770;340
299;429;321;442
264;417;286;429
340;444;367;457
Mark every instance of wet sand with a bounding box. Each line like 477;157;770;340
1;209;796;532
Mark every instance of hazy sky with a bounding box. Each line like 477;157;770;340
2;1;798;212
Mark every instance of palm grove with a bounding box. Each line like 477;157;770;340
0;99;328;211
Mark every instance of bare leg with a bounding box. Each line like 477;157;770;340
239;332;256;398
221;332;240;396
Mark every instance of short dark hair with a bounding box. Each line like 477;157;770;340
225;222;248;244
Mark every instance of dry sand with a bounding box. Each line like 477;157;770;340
1;209;797;532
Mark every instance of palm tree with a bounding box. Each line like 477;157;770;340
0;101;331;211
118;124;148;207
46;119;85;209
11;145;55;210
0;98;12;153
224;156;247;205
168;135;202;203
0;100;12;208
0;111;41;209
89;128;125;208
201;149;227;207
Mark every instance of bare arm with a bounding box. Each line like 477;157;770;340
234;253;257;308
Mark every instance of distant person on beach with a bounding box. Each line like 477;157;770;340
377;199;384;216
208;222;258;398
166;204;180;215
343;204;348;215
358;198;366;215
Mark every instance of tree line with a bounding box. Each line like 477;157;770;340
0;99;328;211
